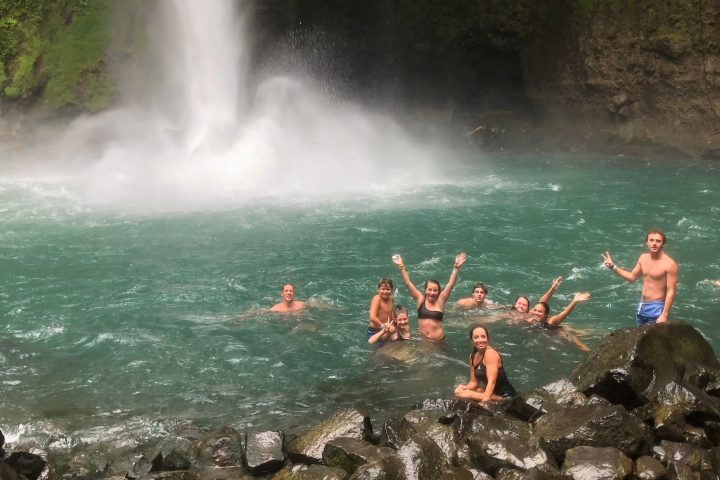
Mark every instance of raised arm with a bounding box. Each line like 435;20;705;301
439;252;467;302
546;292;590;326
392;255;423;304
657;261;678;324
538;276;563;303
602;252;642;283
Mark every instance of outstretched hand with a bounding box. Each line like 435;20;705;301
454;252;468;269
573;292;590;303
551;276;563;290
392;254;404;266
601;252;614;269
712;280;720;287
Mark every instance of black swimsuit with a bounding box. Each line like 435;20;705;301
417;296;444;321
472;349;517;398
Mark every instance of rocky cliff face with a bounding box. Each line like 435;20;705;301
520;0;720;158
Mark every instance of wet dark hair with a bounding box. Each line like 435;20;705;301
646;228;667;245
536;301;550;318
511;295;530;311
424;278;442;291
377;277;394;289
472;282;488;294
394;305;408;317
281;283;295;291
469;323;490;364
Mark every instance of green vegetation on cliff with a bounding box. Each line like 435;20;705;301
0;0;144;112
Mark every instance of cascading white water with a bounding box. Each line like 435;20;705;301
8;1;445;211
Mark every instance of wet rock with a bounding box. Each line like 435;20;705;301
149;438;193;472
495;469;522;480
533;403;650;463
5;451;47;480
608;93;633;113
244;431;284;475
560;446;633;480
417;422;458;465
191;427;243;468
143;472;200;480
392;432;449;480
322;437;393;473
704;421;720;446
467;416;556;473
507;390;556;422
377;418;417;450
286;409;372;464
569;322;720;410
0;461;19;480
1;429;4;457
348;455;405;480
658;440;712;474
272;463;347;480
634;455;666;480
439;467;493;480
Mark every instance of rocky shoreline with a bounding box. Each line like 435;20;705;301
3;322;720;479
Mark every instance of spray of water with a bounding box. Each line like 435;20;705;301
4;1;447;212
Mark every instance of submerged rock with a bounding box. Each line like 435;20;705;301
4;451;47;480
191;427;243;468
286;409;372;464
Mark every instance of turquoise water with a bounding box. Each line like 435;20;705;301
2;153;720;449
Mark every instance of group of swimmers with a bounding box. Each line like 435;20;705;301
269;228;685;404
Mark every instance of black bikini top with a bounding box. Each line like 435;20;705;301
417;296;444;321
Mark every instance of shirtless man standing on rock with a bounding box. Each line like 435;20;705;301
602;228;678;326
270;283;306;313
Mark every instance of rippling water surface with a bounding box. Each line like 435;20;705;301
2;154;720;449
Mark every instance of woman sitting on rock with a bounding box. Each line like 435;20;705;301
454;324;517;402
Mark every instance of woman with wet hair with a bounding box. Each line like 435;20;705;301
454;324;516;402
392;252;467;341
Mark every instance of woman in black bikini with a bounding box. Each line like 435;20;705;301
392;252;467;341
454;324;516;402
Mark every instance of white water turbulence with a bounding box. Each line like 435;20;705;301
9;1;444;212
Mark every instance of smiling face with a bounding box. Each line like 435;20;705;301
530;303;548;322
377;282;392;299
471;326;489;350
281;284;295;303
514;296;529;313
425;280;440;301
395;311;409;329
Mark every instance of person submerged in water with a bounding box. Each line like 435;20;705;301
525;292;591;351
508;276;563;316
454;324;517;402
368;277;394;338
368;305;411;344
456;282;498;310
392;252;467;341
270;283;306;313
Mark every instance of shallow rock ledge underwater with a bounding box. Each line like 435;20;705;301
2;321;720;480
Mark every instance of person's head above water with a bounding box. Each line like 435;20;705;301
424;278;442;301
378;277;394;290
513;296;530;313
472;283;488;302
529;301;550;322
394;305;409;328
280;283;295;302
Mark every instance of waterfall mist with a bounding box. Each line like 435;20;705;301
3;1;448;212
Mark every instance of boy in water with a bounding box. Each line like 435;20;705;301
368;278;394;338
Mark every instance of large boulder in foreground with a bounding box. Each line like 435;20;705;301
286;409;373;464
569;322;720;409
